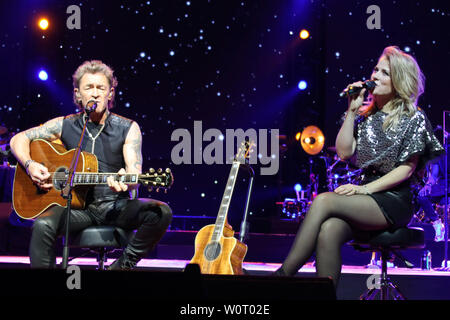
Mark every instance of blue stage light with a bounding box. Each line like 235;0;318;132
38;70;48;81
298;80;307;90
294;183;302;192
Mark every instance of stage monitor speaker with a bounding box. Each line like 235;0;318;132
0;267;336;302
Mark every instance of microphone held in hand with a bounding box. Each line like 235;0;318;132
85;100;98;113
339;80;376;98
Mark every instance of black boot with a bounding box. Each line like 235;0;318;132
108;251;140;271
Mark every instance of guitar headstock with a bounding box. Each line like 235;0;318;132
139;168;174;193
235;140;256;164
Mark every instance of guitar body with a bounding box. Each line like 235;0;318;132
190;224;248;275
189;141;254;275
13;139;98;219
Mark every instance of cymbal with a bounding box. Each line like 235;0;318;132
0;126;7;136
300;125;325;155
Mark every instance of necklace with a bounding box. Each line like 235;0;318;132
83;114;106;154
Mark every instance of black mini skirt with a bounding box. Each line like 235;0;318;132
361;174;414;229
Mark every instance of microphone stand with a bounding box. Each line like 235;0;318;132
60;110;92;269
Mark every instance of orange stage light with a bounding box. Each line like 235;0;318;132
299;29;309;40
300;125;324;155
38;18;49;30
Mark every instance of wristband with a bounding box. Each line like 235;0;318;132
24;159;35;175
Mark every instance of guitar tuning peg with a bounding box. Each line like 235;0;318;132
157;168;162;173
150;168;155;173
156;188;160;192
165;168;171;173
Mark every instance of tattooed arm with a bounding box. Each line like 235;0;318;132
107;121;143;195
10;117;63;189
123;122;143;175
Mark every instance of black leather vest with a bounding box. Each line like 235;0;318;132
61;112;133;202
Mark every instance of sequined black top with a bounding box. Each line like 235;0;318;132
354;109;444;174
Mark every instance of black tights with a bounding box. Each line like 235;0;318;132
279;192;390;287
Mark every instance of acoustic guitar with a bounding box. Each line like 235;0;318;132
12;139;173;219
189;141;254;275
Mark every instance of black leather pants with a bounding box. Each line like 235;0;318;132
29;198;173;268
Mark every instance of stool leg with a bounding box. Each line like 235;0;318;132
97;248;106;270
360;289;374;300
360;288;380;300
380;251;389;300
360;250;408;300
388;282;406;300
380;250;407;300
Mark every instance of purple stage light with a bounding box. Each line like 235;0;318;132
38;70;48;81
298;80;307;90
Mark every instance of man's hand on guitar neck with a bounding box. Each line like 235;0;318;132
107;168;129;193
26;160;52;191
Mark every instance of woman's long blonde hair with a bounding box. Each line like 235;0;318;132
359;46;425;131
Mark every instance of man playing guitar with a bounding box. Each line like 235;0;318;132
10;60;172;269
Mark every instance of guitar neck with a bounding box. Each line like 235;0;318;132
211;161;241;242
68;172;139;185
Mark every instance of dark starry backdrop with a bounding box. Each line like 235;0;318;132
0;0;448;232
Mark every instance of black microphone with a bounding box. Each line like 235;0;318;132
339;80;376;98
85;100;98;113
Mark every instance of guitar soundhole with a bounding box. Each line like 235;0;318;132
204;242;221;261
53;166;69;190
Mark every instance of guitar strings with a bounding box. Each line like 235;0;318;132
43;172;167;185
45;172;135;183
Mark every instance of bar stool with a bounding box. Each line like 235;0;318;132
350;226;425;300
69;225;134;270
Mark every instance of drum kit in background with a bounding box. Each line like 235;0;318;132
412;168;450;225
278;124;450;231
278;125;361;221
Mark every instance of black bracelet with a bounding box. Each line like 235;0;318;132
24;159;35;175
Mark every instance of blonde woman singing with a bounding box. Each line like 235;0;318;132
274;46;443;288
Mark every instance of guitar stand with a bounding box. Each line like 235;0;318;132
238;163;255;243
60;111;91;269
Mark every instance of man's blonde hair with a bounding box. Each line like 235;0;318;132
72;60;118;108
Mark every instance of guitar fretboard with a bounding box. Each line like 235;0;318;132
59;172;139;185
211;162;241;242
